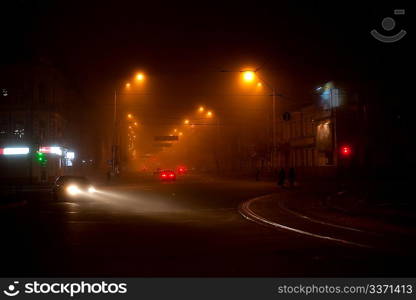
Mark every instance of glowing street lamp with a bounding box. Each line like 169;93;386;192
135;73;145;81
125;82;131;88
243;71;255;82
198;106;204;112
127;113;133;119
206;111;213;118
134;122;138;126
184;119;190;125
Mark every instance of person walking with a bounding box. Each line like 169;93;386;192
255;168;260;181
277;168;286;188
106;170;112;185
288;167;296;188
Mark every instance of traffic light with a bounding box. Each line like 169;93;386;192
340;145;352;157
35;151;47;166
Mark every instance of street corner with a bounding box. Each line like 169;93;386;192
238;193;376;249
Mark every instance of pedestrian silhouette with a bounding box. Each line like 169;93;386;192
278;168;286;188
288;167;296;188
255;168;260;181
106;170;112;184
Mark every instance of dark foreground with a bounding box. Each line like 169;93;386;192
1;175;415;277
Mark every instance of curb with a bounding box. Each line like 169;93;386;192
0;200;27;209
278;198;381;236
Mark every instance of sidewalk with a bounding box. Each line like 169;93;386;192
0;184;51;207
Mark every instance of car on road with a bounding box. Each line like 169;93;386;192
159;170;176;181
52;176;96;200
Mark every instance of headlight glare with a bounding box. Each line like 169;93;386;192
67;185;80;195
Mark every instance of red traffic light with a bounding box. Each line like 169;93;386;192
340;145;352;156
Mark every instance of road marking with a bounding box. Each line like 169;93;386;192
278;199;382;236
239;196;372;249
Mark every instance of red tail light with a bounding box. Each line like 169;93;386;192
340;145;352;156
169;173;174;177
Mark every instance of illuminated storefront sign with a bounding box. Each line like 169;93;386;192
0;147;30;155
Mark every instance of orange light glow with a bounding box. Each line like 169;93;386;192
125;82;131;88
198;106;204;112
184;119;190;125
127;114;133;119
206;111;213;118
136;73;144;81
243;71;255;82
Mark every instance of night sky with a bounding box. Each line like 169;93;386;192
0;1;411;146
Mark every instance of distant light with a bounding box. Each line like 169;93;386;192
134;122;138;126
198;106;204;112
67;185;80;196
174;129;177;132
206;111;213;118
0;147;30;155
125;82;131;88
340;145;352;156
184;119;190;125
39;146;62;156
243;71;255;82
88;186;96;193
127;113;133;119
51;147;62;156
136;73;144;81
316;87;322;91
66;151;75;159
178;132;183;136
257;82;262;87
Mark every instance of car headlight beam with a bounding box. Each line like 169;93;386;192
67;185;81;196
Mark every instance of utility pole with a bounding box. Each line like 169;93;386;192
111;89;117;176
330;88;338;166
272;87;276;171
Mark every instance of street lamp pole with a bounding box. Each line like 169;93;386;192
272;87;276;170
112;89;118;176
252;73;277;171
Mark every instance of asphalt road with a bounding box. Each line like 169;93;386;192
1;175;415;277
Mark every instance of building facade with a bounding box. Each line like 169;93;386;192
275;82;368;178
0;61;76;184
